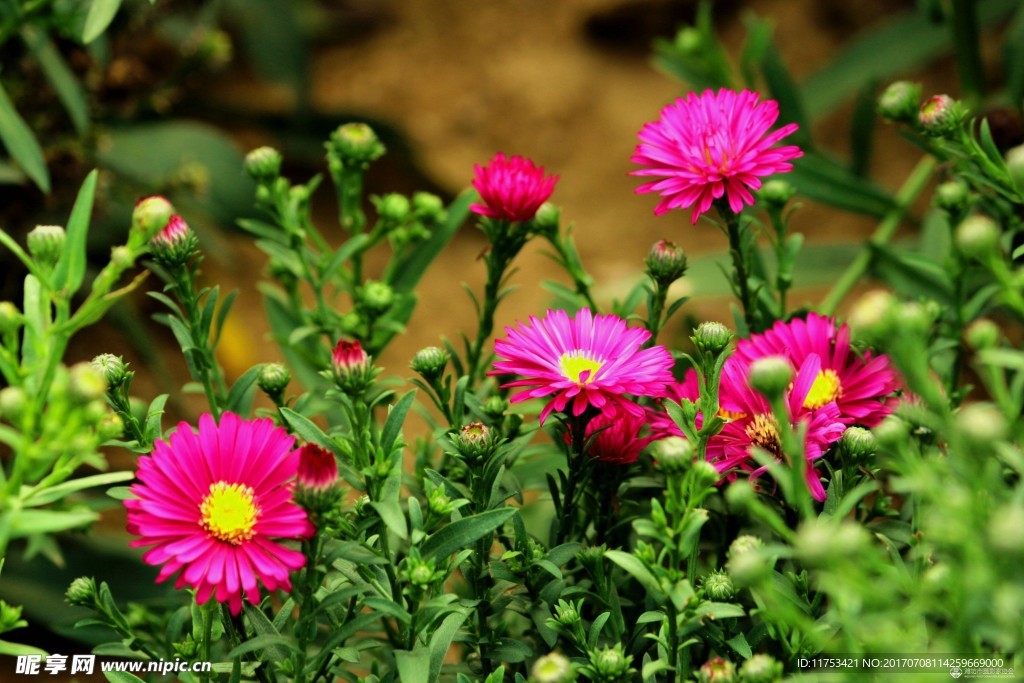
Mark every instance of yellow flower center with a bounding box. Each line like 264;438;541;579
200;481;259;545
559;351;603;385
803;369;842;410
744;413;781;457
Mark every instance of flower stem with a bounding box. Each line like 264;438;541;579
718;204;756;332
950;0;985;106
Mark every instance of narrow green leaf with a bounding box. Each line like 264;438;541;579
727;632;753;659
0;81;49;192
23;471;134;506
788;151;895;217
370;469;408;541
421;507;516;562
760;41;810;146
395;648;431;683
605;550;665;600
53;169;98;295
8;508;99;538
389;191;472;294
380;390;416;454
226;633;299;659
83;0;124;44
21;27;89;134
429;611;469;681
242;605;292;662
224;365;262;416
279;408;336;451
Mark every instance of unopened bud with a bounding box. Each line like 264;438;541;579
955;214;1001;260
532;202;560;234
376;193;411;223
739;654;782;683
1006;143;1024;190
918;94;962;136
0;387;26;421
257;363;291;400
27;225;65;266
873;415;910;450
653;436;694;472
97;413;124;441
674;27;702;54
358;280;394;314
934;180;969;213
701;570;735;600
0;302;22;335
131;196;174;245
91;354;130;388
331;339;375;395
410;346;448;382
839;426;876;464
531;651;574;683
794;520;870;567
697;656;736;683
244;146;282;183
412;192;445;221
758;178;796;207
68;363;107;404
693;321;733;356
958;402;1008;445
965;318;1001;350
645;240;688;286
65;576;97;607
453;422;498;460
590;644;632;679
151;215;199;267
748;356;793;399
328;123;386;169
989;504;1024;554
846;289;896;342
110;246;134;270
877;81;921;122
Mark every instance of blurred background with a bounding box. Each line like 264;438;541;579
1;0;1022;658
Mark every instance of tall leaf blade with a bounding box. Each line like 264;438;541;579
0;82;49;192
421;508;516;562
21;28;89;134
53;170;98;295
83;0;124;44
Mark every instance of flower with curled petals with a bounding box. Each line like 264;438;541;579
125;412;314;614
470;153;558;223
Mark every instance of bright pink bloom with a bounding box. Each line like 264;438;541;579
296;444;338;491
332;339;369;372
470;152;558;222
151;214;191;249
631;89;803;224
728;313;901;427
125;413;314;615
709;355;846;501
491;308;675;423
574;408;656;465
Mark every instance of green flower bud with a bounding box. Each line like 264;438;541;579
846;289;896;342
1006;143;1024;190
257;363;291;400
839;426;876;464
934;179;969;213
110;245;134;270
328;122;386;170
674;27;702;54
173;635;199;658
484;395;509;420
131;196;175;246
955;214;1001;260
653;436;694;473
413;192;445;221
873;415;910;450
693;321;733;356
645;240;688;286
358;280;394;314
406;557;436;587
0;387;26;421
27;225;66;266
701;570;735;600
410;346;448;382
532;652;574;683
965;318;1001;350
896;301;933;337
748;356;793;399
794;520;870;567
692;459;721;488
917;94;963;136
427;486;455;517
727;535;763;560
877;81;921;122
739;654;782;683
65;576;97;607
97;413;124;441
452;422;498;461
244;146;282;183
376;193;411;222
0;301;22;335
0;600;25;633
589;644;632;679
552;599;582;627
757;178;796;207
68;363;107;404
91;353;130;388
957;402;1008;445
697;656;737;683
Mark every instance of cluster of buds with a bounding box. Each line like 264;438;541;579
329;339;379;396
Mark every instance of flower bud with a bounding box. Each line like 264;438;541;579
484;395;509;420
427;486;455;517
65;576;97;607
794;520;870;567
693;321;733;356
110;246;134;270
376;193;411;223
68;363;107;404
452;422;498;461
589;644;632;679
917;94;962;136
331;339;375;395
412;192;445;221
955;214;1001;260
131;196;175;246
97;413;124;441
958;402;1008;445
701;570;735;600
0;601;23;633
1006;143;1024;190
727;535;763;560
645;240;688;286
358;280;394;314
653;436;694;473
244;146;282;183
846;289;896;342
27;225;65;266
151;215;199;267
739;654;782;683
0;302;22;335
0;387;27;421
698;656;737;683
673;27;702;54
838;426;876;464
296;444;338;491
877;81;921;122
748;356;793;399
410;346;448;382
327;123;386;170
408;560;435;587
532;202;560;234
965;318;1001;350
757;179;796;208
693;459;721;488
91;353;130;388
873;415;910;450
257;363;291;401
934;179;969;213
552;599;582;627
531;652;574;683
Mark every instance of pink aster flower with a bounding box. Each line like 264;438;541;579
125;412;314;615
709;355;846;501
470;152;559;223
571;408;657;465
491;308;675;423
631;88;803;224
727;313;901;427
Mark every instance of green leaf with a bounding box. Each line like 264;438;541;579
103;673;147;683
226;633;299;659
23;471;135;507
242;605;291;662
370;469;408;541
21;27;89;134
224;364;262;416
53;169;98;295
429;611;469;681
380;390;416;454
868;243;954;305
605;550;665;601
395;648;431;683
0;81;49;193
7;508;99;538
421;508;516;562
727;632;753;659
83;0;124;43
760;39;810;146
279;408;336;451
788;151;895;217
0;639;47;657
694;601;746;620
1004;5;1024;105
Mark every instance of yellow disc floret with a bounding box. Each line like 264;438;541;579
559;351;604;385
200;481;259;545
803;369;842;410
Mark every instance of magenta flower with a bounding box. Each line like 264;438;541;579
631;88;803;224
573;408;657;465
470;152;558;223
491;308;675;423
296;443;338;492
709;356;846;502
125;413;314;614
332;339;369;372
728;313;901;427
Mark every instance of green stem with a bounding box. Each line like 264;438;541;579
820;157;937;315
719;206;756;332
466;249;510;387
646;281;669;347
950;0;985;105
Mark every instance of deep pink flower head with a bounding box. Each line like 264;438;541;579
470;152;559;223
709;355;846;501
728;313;901;427
296;444;338;491
332;339;369;372
151;215;191;249
631;88;803;224
491;308;675;423
125;413;314;614
571;407;657;465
